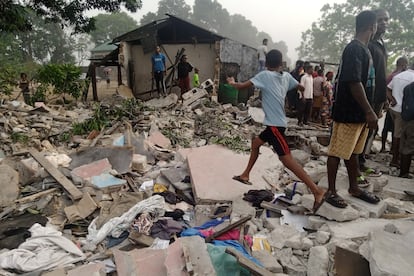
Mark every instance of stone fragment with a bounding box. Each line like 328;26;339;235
17;157;45;185
315;231;330;244
148;131;171;149
252;250;283;273
67;263;106;276
302;194;360;222
131;154;148;173
268;224;300;249
381;175;414;200
337;189;387;218
0;165;20;207
366;230;414;276
307;246;329;276
290;149;310;166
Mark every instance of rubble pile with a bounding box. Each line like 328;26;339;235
0;89;413;276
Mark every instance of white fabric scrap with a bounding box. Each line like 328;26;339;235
85;195;165;250
0;223;85;272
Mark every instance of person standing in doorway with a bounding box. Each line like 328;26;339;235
151;45;167;97
177;54;193;95
257;38;268;72
325;10;380;209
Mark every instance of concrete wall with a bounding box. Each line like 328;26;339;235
128;43;216;98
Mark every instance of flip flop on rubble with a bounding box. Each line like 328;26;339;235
232;175;252;185
351;190;380;204
325;193;348;208
312;191;328;214
363;167;382;177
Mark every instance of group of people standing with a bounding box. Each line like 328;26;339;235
230;8;413;212
151;45;199;98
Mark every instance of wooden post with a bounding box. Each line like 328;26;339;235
117;64;122;85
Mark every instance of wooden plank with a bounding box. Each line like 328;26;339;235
225;247;273;276
15;188;58;204
29;149;83;200
205;215;252;243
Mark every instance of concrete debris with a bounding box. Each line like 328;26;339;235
0;95;413;276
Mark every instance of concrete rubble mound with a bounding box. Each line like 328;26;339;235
0;94;413;276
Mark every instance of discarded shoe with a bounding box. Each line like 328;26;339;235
232;175;252;185
363;167;382;177
325;193;348;208
357;175;370;188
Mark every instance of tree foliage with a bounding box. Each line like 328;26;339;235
90;12;138;45
0;0;143;33
297;0;414;64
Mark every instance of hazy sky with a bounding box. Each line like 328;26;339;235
130;0;347;61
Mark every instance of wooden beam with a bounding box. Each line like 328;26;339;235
29;149;83;200
91;62;98;101
225;247;273;276
15;188;59;204
205;215;252;243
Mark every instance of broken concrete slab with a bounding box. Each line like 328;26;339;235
181;236;216;275
307;246;329;276
182;88;208;107
17;157;46;185
164;239;188;276
252;250;283;273
381;175;414;200
68;147;133;174
113;247;167;276
302;194;360;222
383;197;414;214
161;167;191;191
131;154;149;173
90;173;127;189
0;165;19;207
290;149;310;167
64;192;97;222
267;224;300;250
185;145;281;203
337;190;387;218
71;158;112;181
148;131;171;149
364;230;414;276
326;218;414;240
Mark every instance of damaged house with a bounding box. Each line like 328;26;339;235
109;14;257;102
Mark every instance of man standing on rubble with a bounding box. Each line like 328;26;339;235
151;45;167;97
358;8;390;176
227;49;327;213
325;11;380;208
257;38;268;72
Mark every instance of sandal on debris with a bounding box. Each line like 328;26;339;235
357;175;370;188
363;168;382;177
325;193;348;208
232;175;252;185
351;190;380;204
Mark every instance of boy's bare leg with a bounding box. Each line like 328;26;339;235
279;153;326;203
236;137;265;181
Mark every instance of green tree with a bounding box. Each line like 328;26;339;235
90;12;138;45
140;0;191;25
0;0;142;33
297;0;414;64
192;0;230;34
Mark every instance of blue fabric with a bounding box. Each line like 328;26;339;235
251;70;298;127
152;53;166;72
181;217;228;238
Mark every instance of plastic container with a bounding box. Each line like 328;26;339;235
218;83;238;105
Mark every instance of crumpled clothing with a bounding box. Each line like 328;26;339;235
131;213;154;235
243;189;274;207
150;218;184;240
0;223;85;272
85;195;165;250
164;209;185;220
155;191;183;204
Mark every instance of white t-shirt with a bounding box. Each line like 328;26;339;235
300;73;314;99
387;69;414;113
257;45;267;61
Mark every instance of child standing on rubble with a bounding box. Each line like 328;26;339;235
227;49;327;213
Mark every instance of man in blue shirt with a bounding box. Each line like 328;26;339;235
151;46;167;96
227;49;327;213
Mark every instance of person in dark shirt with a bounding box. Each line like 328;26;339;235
326;10;380;208
177;54;193;95
359;8;390;175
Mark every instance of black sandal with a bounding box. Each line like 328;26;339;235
325;193;348;208
351;190;380;204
